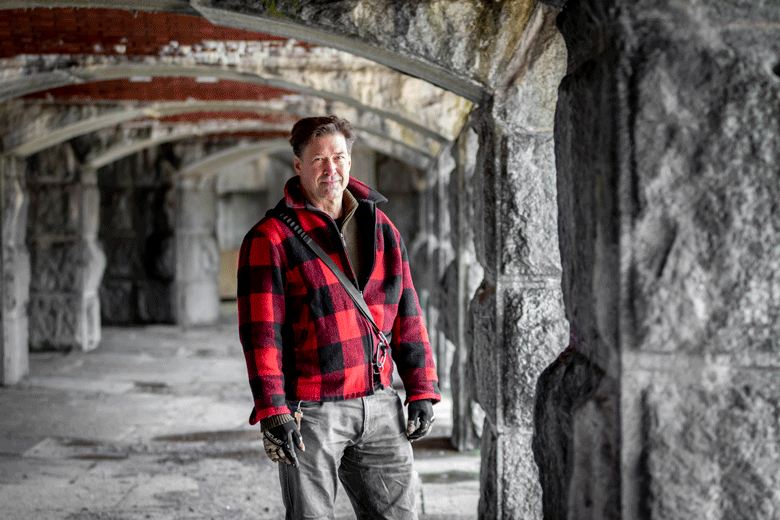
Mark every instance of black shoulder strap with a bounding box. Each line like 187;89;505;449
273;208;390;368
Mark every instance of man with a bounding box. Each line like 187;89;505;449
237;115;440;519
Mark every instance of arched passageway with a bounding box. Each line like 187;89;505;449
2;1;779;519
1;2;566;518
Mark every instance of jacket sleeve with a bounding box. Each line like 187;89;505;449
237;224;290;424
390;231;441;405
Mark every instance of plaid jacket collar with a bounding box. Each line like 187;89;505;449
282;176;388;211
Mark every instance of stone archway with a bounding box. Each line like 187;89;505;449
1;2;570;519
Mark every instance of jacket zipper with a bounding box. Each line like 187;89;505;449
308;206;382;391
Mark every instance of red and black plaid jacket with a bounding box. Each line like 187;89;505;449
237;176;440;424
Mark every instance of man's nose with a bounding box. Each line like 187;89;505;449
323;159;336;172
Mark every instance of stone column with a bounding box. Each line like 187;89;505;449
469;5;569;518
1;155;30;384
175;177;220;326
549;1;780;518
449;125;485;451
26;144;105;352
620;3;780;519
435;147;456;391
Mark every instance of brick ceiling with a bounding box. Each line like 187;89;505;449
0;8;297;58
0;5;457;169
1;6;320;158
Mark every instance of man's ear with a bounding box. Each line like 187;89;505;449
293;156;301;174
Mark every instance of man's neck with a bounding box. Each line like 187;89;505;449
318;197;343;220
300;184;343;219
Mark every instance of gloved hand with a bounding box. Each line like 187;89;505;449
263;419;305;468
406;399;435;442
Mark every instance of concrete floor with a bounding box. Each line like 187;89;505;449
0;311;480;519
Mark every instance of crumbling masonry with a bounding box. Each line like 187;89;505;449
1;1;779;518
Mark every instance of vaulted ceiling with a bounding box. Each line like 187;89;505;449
0;0;517;174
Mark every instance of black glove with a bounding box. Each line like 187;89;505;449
263;420;305;468
406;399;435;442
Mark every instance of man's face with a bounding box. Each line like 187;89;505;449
294;132;351;213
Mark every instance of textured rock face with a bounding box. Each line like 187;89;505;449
465;4;569;518
99;149;177;325
176;177;220;327
645;371;780;519
630;8;780;360
533;333;602;520
2;153;30;383
25;143;104;351
626;3;780;518
200;0;538;92
544;0;780;518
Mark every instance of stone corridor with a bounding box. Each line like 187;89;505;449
2;1;780;519
0;310;480;520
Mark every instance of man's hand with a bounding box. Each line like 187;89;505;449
406;399;435;442
263;420;305;467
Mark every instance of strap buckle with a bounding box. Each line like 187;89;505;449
375;331;390;371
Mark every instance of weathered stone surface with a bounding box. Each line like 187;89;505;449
567;377;621;520
376;154;424;249
99;280;134;325
494;5;566;132
137;280;174;324
3;244;30;323
177;185;217;233
102;237;143;280
176;180;220;326
28;294;80;350
2;157;30;383
471;105;499;276
25;143;105;351
178;279;221;325
175;234;220;285
547;2;780;520
500;430;544;520
201;0;537;92
217;191;268;251
678;0;780;25
533;334;605;520
644;368;780;520
502;286;567;428
630;6;780;362
468;279;499;425
479;424;543;520
499;132;561;277
98;150;178;325
29;242;83;293
553;1;621;371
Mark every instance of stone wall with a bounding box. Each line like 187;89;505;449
407;3;569;517
410;3;569;518
539;0;780;518
98;147;177;324
1;155;30;383
25;142;104;351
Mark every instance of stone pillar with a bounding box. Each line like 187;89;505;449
1;155;30;383
469;5;569;519
349;145;377;189
434;147;456;391
548;1;780;518
175;177;220;326
449;125;485;451
26;144;105;352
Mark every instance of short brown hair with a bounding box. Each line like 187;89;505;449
289;116;355;158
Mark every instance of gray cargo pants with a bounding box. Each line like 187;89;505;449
279;386;417;520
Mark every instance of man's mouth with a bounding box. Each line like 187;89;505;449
321;175;341;185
